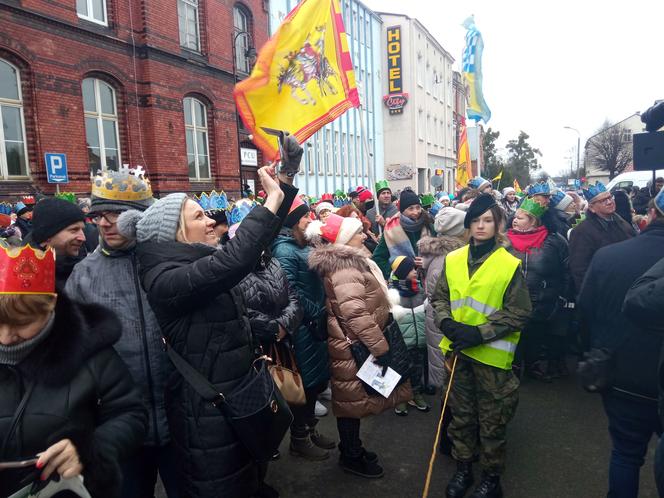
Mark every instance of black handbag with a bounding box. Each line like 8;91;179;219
347;317;412;396
164;341;293;462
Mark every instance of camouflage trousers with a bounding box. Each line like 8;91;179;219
445;355;519;475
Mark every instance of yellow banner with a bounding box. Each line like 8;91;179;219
456;117;472;188
234;0;359;161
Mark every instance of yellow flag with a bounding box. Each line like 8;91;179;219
492;170;503;182
514;179;522;193
234;0;359;160
456;117;472;187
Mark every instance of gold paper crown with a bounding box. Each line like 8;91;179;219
91;165;153;202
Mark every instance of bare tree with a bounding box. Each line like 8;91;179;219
586;120;633;180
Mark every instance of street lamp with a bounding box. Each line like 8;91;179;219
563;126;581;180
232;30;257;196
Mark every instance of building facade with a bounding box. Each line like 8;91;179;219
0;0;268;198
269;0;384;197
377;12;456;194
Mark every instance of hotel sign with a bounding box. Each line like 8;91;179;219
384;25;408;115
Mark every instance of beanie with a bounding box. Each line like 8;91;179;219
31;198;85;244
315;202;336;217
304;213;363;245
463;193;497;229
391;255;415;280
117;193;188;243
284;197;310;228
399;189;421;213
434;207;467;237
357;188;373;203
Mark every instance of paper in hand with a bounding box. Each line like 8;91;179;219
356;354;402;398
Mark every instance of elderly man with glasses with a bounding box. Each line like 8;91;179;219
568;182;636;294
66;169;180;498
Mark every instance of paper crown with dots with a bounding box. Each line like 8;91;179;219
91;166;153;202
0;244;56;295
518;197;548;219
194;190;229;211
581;182;608;202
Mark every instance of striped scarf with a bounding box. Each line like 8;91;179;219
383;214;431;264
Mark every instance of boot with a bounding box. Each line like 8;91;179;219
338;443;378;464
309;421;336;450
339;453;384;478
446;461;474;498
289;434;330;461
469;473;502;498
525;360;552;383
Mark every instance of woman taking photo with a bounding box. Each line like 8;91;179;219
507;198;569;381
431;193;531;498
307;214;411;479
0;244;147;498
117;166;297;498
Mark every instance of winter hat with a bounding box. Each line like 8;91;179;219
391;255;416;280
429;201;444;217
0;213;11;229
399;189;421;213
463;193;497;229
357;187;373;203
549;190;573;211
31;198;85;245
469;176;491;191
305;213;363;245
77;198;92;211
117;193;188;243
90;168;155;213
284;196;310;228
434;207;467;237
502;187;516;196
315;202;336;217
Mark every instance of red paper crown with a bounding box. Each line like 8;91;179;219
0;245;56;295
22;196;36;205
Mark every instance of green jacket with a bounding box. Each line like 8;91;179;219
394;303;427;349
431;242;532;344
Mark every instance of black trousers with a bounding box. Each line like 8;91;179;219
337;417;362;458
121;443;180;498
290;382;327;437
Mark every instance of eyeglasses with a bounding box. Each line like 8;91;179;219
92;211;121;224
594;195;615;206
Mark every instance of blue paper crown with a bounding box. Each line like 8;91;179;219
429;201;444;217
581;182;608;202
469;177;489;190
194;190;228;211
333;197;352;208
549;190;566;208
228;199;257;225
527;182;551;197
655;188;664;215
0;203;13;215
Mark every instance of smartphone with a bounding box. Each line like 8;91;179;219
260;127;287;173
0;457;38;470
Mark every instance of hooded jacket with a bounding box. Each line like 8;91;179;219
308;244;412;418
417;235;465;387
65;243;170;447
0;294;147;498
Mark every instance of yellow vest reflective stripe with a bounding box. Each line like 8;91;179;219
439;245;521;370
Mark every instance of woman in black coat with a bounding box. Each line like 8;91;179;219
0;251;146;498
118;166;296;498
507;199;570;381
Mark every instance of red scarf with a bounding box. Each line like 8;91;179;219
507;225;548;254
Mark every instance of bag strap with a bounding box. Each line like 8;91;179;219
2;381;35;456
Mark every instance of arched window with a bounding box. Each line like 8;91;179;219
233;5;252;74
82;77;121;173
0;59;29;178
183;97;210;180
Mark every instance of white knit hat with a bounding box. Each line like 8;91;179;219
315;202;336;217
434;207;466;237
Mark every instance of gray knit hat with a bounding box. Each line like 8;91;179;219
434;207;466;237
117;193;188;243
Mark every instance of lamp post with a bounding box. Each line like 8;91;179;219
232;30;257;196
564;126;581;180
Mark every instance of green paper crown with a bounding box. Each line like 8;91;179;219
375;179;390;193
519;197;547;219
54;192;77;204
420;193;435;208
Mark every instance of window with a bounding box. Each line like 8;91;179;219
76;0;107;25
432;71;438;100
178;0;200;51
82;77;121;174
426;114;431;144
418;109;424;141
183;97;210;180
0;60;29;178
417;53;424;87
433;118;438;146
234;6;252;74
426;63;431;94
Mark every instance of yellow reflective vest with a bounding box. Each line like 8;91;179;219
439;245;521;370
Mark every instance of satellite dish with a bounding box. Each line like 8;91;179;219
430;175;444;188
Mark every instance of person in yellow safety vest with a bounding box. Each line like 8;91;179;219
431;193;532;498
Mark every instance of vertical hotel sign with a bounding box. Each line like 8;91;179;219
383;25;408;115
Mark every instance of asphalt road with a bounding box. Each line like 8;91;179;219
158;365;660;498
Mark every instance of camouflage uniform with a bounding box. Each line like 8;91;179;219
432;242;531;475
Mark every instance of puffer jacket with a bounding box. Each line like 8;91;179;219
271;229;330;388
137;206;281;498
66;244;170;447
507;228;570;321
234;253;303;345
417;235;465;387
308;244;412;419
0;294;147;498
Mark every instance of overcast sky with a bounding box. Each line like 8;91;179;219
362;0;664;176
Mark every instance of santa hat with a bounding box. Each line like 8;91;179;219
305;213;363;245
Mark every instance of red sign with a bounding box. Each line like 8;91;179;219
383;93;409;115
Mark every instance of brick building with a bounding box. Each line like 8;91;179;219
0;0;268;198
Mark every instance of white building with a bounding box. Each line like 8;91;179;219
269;0;384;197
377;12;457;194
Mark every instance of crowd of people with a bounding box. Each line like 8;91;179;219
2;135;664;498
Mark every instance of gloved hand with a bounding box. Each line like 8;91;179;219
281;132;303;175
441;319;465;341
450;324;483;352
373;351;391;376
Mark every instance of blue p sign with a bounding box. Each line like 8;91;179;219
45;153;69;183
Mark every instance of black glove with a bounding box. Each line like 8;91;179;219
281;133;303;175
373;351;391;376
441;319;466;341
450;324;483;352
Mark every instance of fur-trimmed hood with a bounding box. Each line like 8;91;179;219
308;243;373;276
417;235;465;258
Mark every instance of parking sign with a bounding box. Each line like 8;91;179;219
45;153;69;183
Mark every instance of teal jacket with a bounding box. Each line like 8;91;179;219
271;229;330;388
